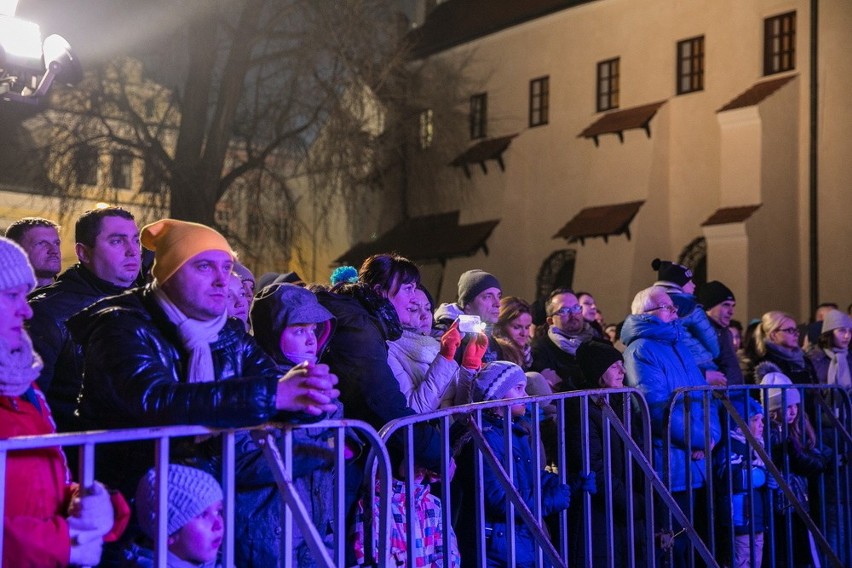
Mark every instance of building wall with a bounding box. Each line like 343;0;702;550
403;0;850;322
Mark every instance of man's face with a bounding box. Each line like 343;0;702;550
578;293;597;323
464;286;501;324
19;226;61;281
547;293;585;335
76;216;141;287
707;300;736;327
646;291;678;323
161;250;233;321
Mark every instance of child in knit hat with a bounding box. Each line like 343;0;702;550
453;361;594;567
712;393;772;567
129;464;224;567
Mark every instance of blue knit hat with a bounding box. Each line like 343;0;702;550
472;361;527;403
729;393;764;430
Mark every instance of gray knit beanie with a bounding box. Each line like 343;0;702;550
822;309;852;334
472;361;527;403
135;465;223;539
0;237;35;292
458;269;501;308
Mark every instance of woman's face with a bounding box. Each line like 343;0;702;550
504;312;532;347
385;280;417;326
0;284;33;350
785;403;798;425
770;317;800;349
599;360;625;389
831;327;852;350
729;326;742;351
408;289;433;335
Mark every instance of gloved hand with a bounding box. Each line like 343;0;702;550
571;471;597;495
68;528;104;566
765;474;779;490
67;482;114;537
461;332;489;370
103;490;131;543
440;321;462;361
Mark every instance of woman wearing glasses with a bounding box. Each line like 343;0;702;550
752;311;818;385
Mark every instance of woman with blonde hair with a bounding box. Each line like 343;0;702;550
493;296;534;370
752;310;818;385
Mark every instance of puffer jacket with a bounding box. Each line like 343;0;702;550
453;413;570;567
712;434;770;534
387;329;460;413
317;284;441;470
0;385;74;568
621;314;721;492
67;285;285;498
27;264;136;431
668;290;720;372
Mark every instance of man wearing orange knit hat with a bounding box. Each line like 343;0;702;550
66;219;339;502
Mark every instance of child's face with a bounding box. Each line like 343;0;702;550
785;403;798;424
279;323;318;359
748;413;764;438
599;360;625;389
168;500;224;564
504;379;528;418
227;274;249;324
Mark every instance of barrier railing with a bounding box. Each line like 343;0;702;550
367;388;718;568
662;384;851;568
0;419;392;568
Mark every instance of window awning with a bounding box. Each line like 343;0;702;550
701;205;761;226
717;75;796;112
578;101;666;146
552;200;644;244
450;134;518;178
334;211;500;265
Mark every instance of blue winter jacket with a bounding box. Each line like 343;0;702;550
668;291;720;372
621;314;721;492
454;413;570;567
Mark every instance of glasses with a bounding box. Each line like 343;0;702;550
550;305;583;316
646;305;677;314
777;327;799;335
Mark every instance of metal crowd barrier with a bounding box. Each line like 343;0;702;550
662;384;851;568
0;419;392;568
365;388;719;568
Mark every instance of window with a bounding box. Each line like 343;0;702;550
75;146;99;186
418;109;433;149
111;152;133;189
529;76;549;127
469;93;487;139
676;36;704;94
596;58;619;112
764;11;796;75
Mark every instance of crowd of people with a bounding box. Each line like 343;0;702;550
1;210;849;567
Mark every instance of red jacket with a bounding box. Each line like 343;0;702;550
1;384;72;568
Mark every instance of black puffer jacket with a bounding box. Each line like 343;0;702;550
67;285;283;497
317;284;442;470
27;264;134;431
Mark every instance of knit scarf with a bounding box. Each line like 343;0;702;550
548;324;595;356
765;342;806;370
730;429;765;468
152;283;227;383
824;348;851;388
0;333;43;397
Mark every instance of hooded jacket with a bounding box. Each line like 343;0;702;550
27;264;137;431
621;314;721;492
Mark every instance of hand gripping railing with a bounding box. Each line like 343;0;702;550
0;419;392;568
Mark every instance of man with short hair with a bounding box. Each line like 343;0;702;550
67;219;337;565
698;281;745;385
434;268;504;365
530;288;596;390
5;217;62;288
27;206;143;431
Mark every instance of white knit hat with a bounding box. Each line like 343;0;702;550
135;465;223;539
758;366;801;411
0;237;35;292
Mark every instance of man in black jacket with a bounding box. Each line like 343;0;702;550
698;281;745;385
27;206;144;431
68;218;338;567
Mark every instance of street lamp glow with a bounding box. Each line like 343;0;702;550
0;14;42;65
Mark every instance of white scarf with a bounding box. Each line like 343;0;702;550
0;333;43;397
824;348;851;388
152;283;227;383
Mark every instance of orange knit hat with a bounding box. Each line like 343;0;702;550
141;219;233;283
